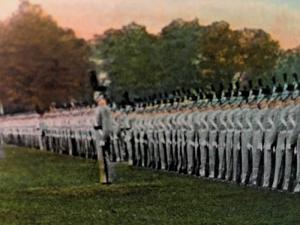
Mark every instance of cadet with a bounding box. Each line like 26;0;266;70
93;91;114;184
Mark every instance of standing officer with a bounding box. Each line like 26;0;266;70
90;70;114;184
94;92;114;184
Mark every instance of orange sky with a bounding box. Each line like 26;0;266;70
1;0;300;49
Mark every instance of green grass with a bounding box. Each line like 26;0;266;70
0;146;300;225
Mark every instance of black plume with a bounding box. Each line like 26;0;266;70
219;82;224;92
263;85;271;95
287;84;294;91
293;73;298;82
258;79;263;87
242;86;249;99
276;84;283;93
283;73;288;82
248;80;253;89
198;91;204;99
272;76;276;84
89;70;98;91
210;84;216;92
235;81;240;90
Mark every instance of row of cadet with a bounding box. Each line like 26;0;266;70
1;74;300;192
117;74;300;193
0;106;130;163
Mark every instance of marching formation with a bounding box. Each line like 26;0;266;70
1;74;300;192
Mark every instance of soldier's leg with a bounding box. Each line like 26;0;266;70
146;138;153;167
208;145;216;178
171;131;177;170
262;131;273;188
218;132;226;179
84;138;89;159
186;131;194;175
209;131;217;178
166;139;172;170
39;133;44;151
241;131;250;184
134;133;140;166
119;136;125;161
263;148;272;188
49;136;53;152
176;130;182;172
158;132;166;170
0;134;5;160
250;131;263;186
283;135;294;191
186;142;193;175
139;137;145;167
153;132;160;169
199;144;207;177
198;131;207;177
272;132;286;189
171;131;178;170
194;134;200;175
126;140;134;165
68;136;73;156
294;134;300;192
143;139;149;167
58;136;63;155
125;131;133;165
250;147;260;186
233;131;241;182
225;131;233;181
158;141;166;170
113;137;121;162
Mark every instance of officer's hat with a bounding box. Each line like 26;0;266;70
93;91;105;102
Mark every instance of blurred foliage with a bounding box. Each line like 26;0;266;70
92;19;281;101
0;1;92;113
92;23;159;102
156;19;204;91
272;48;300;84
0;1;293;109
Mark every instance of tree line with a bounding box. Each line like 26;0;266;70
0;1;299;112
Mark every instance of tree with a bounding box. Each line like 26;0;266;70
271;48;300;84
92;23;159;101
92;19;281;99
156;19;204;90
236;28;280;84
195;21;240;87
0;1;91;112
194;22;280;88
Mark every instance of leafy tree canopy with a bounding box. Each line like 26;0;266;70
0;1;91;112
92;19;280;99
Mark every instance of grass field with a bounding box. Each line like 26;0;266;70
0;146;300;225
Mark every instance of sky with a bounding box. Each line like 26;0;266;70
1;0;300;49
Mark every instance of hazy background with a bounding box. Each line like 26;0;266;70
1;0;300;49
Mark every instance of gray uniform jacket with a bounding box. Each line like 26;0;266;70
95;106;113;139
